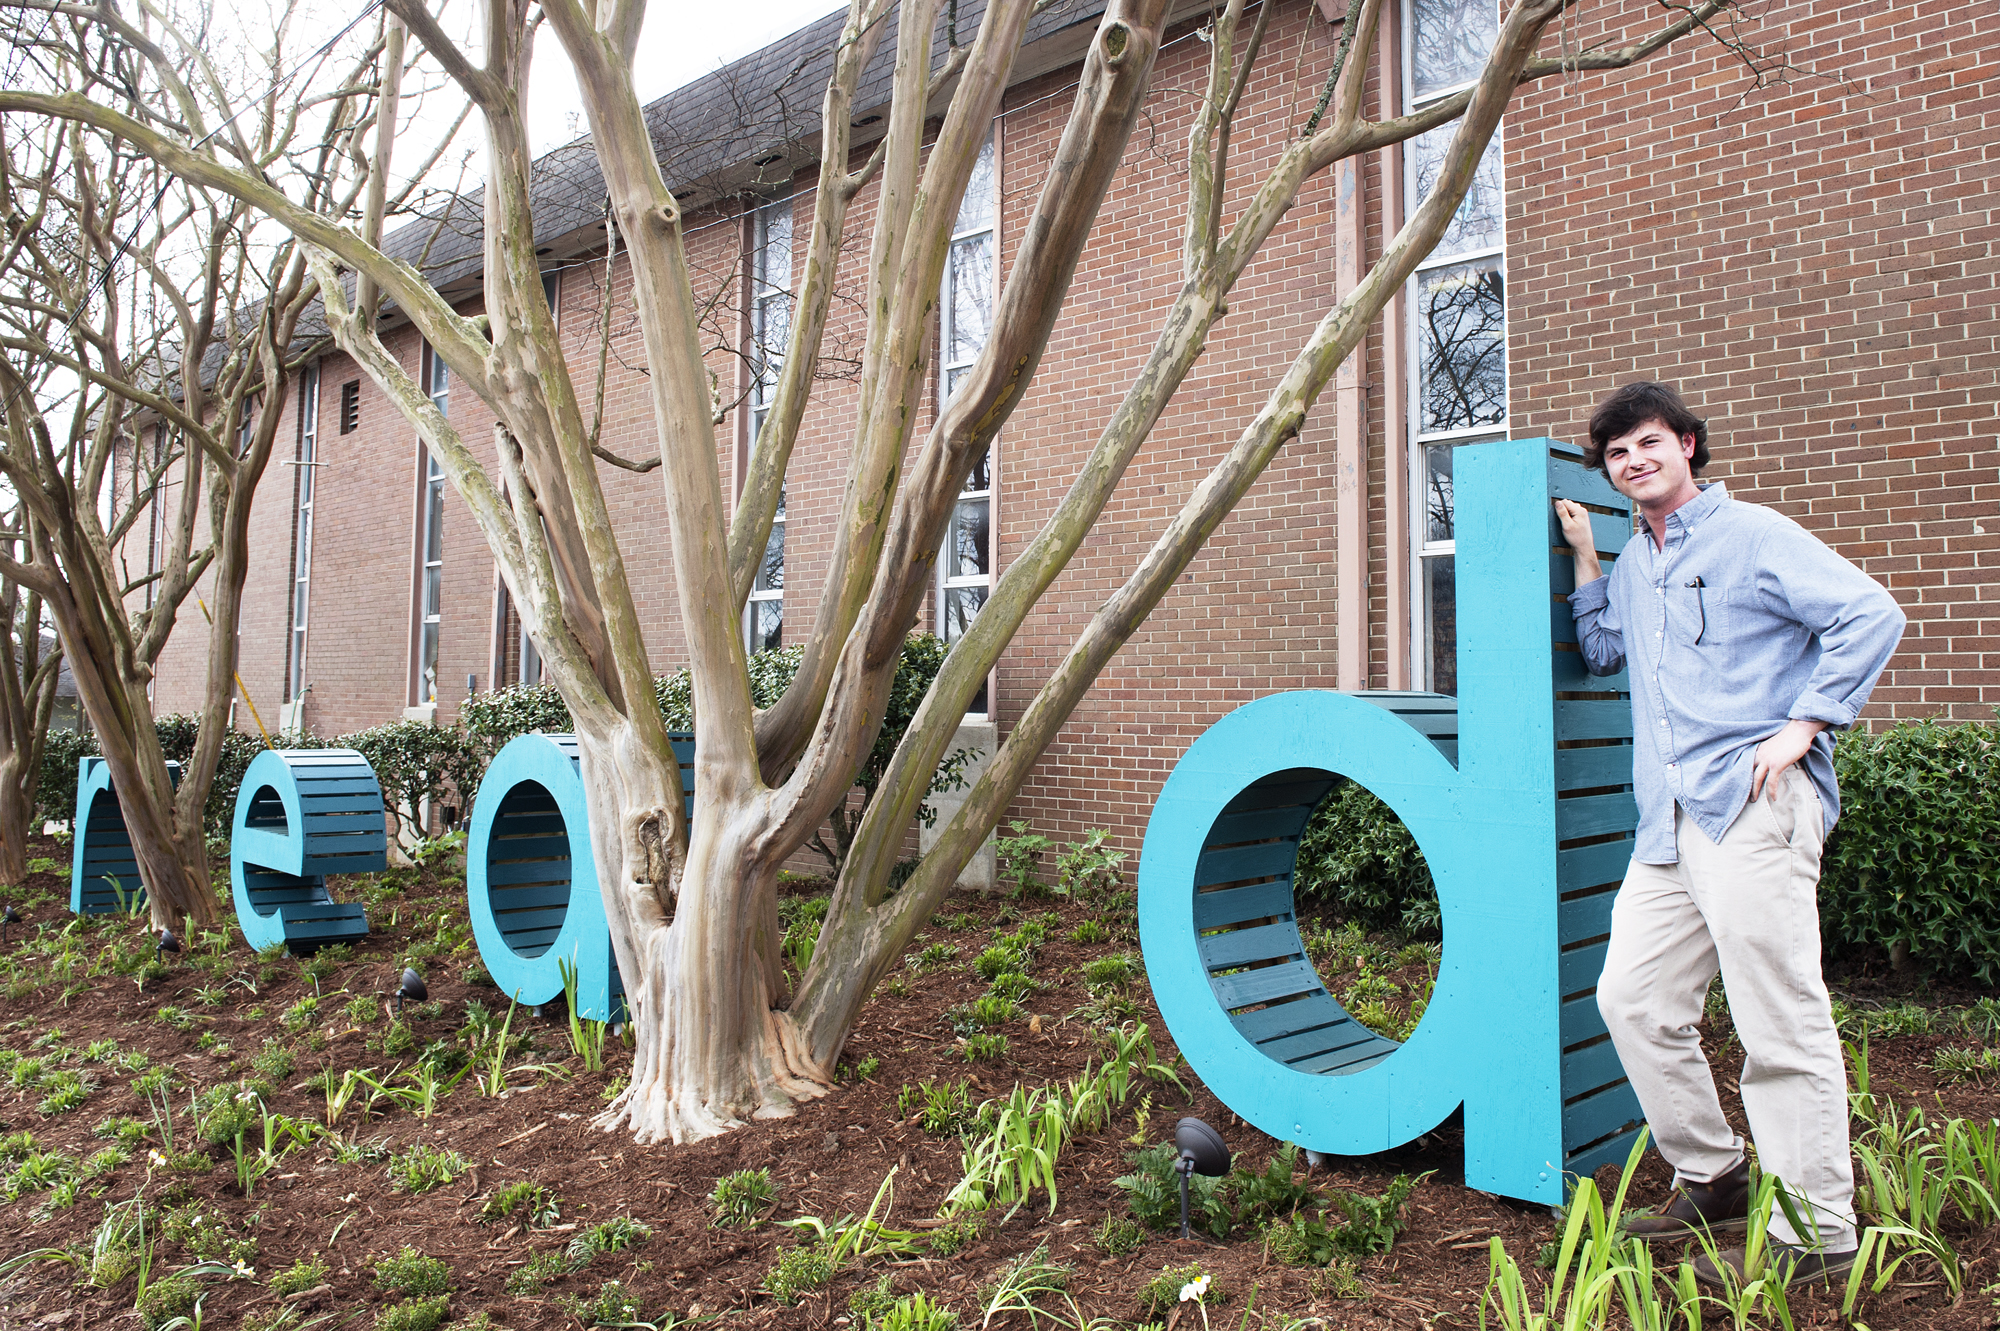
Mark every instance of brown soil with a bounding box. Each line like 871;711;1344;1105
0;834;1994;1330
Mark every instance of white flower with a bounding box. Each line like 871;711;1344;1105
1179;1274;1210;1303
235;1090;259;1104
146;1149;169;1168
231;1259;255;1279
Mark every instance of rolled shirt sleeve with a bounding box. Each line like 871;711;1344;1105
1754;524;1908;731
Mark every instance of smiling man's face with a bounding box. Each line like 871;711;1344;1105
1601;416;1701;515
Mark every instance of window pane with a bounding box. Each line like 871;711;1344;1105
964;447;990;495
947;233;993;367
943;585;987;643
1426;555;1457;696
755;521;785;592
949;498;990;580
946;366;970;401
424;487;445;562
422;566;442;617
759;206;792;290
753;598;783;652
1409;126;1503;256
293;578;310;628
1416;259;1506;434
1411;0;1497;100
955;135;994;235
1424;444;1455;545
419;623;439;701
755;294;791;402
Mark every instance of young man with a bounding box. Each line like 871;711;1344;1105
1554;381;1904;1284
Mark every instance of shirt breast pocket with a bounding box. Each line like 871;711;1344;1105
1668;584;1728;647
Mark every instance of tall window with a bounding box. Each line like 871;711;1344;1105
1406;0;1506;695
939;132;996;715
746;201;793;652
286;365;319;703
413;346;449;706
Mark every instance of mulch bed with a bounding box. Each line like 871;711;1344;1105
0;832;1994;1330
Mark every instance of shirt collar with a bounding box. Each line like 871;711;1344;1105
1647;481;1729;549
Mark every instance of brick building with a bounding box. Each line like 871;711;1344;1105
146;0;2000;858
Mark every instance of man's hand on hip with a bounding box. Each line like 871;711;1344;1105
1751;719;1829;801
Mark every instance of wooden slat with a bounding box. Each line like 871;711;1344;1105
1561;992;1605;1046
1561;1037;1629;1097
493;904;572;935
1551;650;1629;692
1547;456;1627;508
486;834;572;859
1556;701;1632;742
1565;1122;1647;1178
1222;778;1336;814
1561;940;1611;997
1554;745;1634;792
1558;838;1633;893
489;883;574;910
1211;959;1323;1010
486;860;575;888
1204;806;1312;845
1257;1020;1378;1065
1194;841;1298;888
1562;1082;1643;1151
1292;1040;1400;1075
1229;992;1350;1043
298;794;386;815
1193;879;1296;930
1556;792;1640;842
1558;886;1618;948
1197;921;1306;970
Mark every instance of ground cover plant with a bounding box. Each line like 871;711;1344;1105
0;829;1990;1327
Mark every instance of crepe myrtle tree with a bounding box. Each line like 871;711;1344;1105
1;0;1762;1139
0;528;62;886
0;5;464;929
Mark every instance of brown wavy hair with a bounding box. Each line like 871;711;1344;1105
1585;381;1710;475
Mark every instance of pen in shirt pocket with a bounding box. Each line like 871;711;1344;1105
1684;576;1705;644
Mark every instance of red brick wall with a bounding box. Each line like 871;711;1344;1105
1507;0;2000;723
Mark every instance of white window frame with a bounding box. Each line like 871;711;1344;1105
412;344;449;707
1402;0;1508;695
937;129;999;718
746;200;792;654
286;364;319;704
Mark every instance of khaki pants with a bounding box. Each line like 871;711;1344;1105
1597;764;1856;1250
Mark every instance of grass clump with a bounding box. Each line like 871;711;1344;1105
709;1166;777;1227
1093;1215;1146;1257
565;1215;652;1271
479;1179;561;1227
373;1246;452;1297
562;1279;647;1327
387;1143;470;1194
137;1273;200;1329
503;1250;568;1296
271;1254;329;1296
962;1033;1008;1063
897;1078;977;1136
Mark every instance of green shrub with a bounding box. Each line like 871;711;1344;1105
503;1250;567;1295
1093;1215;1146;1257
764;1245;834;1303
565;1216;651;1271
137;1273;200;1329
271;1255;330;1296
1821;720;2000;982
376;1295;450;1331
962;1033;1008;1063
479;1179;561;1227
1293;779;1440;939
373;1246;452;1297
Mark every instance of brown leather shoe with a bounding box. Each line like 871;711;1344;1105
1623;1157;1753;1243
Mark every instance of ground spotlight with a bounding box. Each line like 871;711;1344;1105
156;928;180;962
1173;1116;1230;1239
1;904;18;943
396;967;428;1015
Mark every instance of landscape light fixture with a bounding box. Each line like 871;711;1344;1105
2;904;18;943
1173;1116;1230;1240
156;928;180;963
396;967;428;1015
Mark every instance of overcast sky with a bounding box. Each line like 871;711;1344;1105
524;2;849;154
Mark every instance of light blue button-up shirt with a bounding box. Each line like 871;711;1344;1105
1567;482;1905;864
